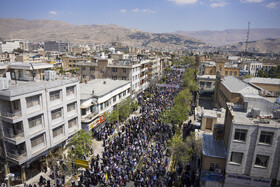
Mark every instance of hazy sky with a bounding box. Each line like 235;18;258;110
0;0;280;33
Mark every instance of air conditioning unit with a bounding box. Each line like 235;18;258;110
44;70;56;81
251;108;260;118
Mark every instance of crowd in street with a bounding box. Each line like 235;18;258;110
69;70;184;187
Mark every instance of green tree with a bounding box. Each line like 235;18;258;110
104;109;119;124
241;74;253;80
68;130;93;160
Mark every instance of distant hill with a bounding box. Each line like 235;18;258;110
174;29;280;46
0;18;204;50
225;38;280;54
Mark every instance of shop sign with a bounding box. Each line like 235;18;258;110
201;170;224;182
89;114;106;130
225;173;271;187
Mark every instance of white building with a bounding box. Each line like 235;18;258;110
0;66;81;183
80;79;131;131
1;40;20;53
223;94;280;187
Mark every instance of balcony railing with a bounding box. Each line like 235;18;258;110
81;111;99;122
7;151;27;161
3;131;24;140
0;111;22;119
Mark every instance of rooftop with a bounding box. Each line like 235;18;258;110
222;76;259;94
243;77;280;85
80;79;130;100
197;75;216;79
202;134;227;158
202;109;226;124
0;62;53;70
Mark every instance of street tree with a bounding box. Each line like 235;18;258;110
68;129;93;160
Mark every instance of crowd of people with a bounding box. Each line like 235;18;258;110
70;70;185;187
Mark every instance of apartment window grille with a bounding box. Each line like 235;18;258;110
67;102;76;112
26;95;40;108
259;131;273;144
66;86;75;96
51;108;62;120
234;129;247;142
230;152;243;164
28;115;42;128
31;134;45;148
255;155;269;168
50;90;61;101
53;125;64;138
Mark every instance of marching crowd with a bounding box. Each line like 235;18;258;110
70;70;184;187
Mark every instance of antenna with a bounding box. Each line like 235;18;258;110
245;21;250;54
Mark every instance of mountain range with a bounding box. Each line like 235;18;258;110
0;18;280;53
0;18;204;50
174;29;280;46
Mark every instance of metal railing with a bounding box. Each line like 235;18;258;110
0;111;22;119
7;152;27;161
3;131;24;140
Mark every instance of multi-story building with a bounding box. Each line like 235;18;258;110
77;56;151;97
80;79;130;131
0;64;81;183
243;77;280;96
223;94;280;187
200;60;240;77
44;41;69;52
214;75;259;108
0;40;20;53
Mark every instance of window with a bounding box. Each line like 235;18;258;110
234;129;247;142
123;91;126;96
230;152;243;164
66;86;75;96
53;125;64;138
259;131;273;144
100;70;104;74
112;76;117;80
234;72;237;76
122;68;126;73
210;70;213;75
68;118;77;128
119;93;122;99
200;82;205;87
209;163;214;171
230;71;233;76
82;67;86;70
50;90;61;101
29;115;42;128
225;71;228;76
67;102;76;112
206;118;213;130
26;95;40;108
122;77;126;80
81;108;86;115
255;155;269;168
113;96;117;102
91;75;95;79
51;108;62;120
206;82;212;88
219;65;222;71
112;68;117;72
31;134;45;148
100;103;103;110
127;88;130;93
90;67;95;71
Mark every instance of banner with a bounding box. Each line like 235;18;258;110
156;84;179;89
225;173;271;187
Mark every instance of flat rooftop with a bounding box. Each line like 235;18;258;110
222;76;259;94
243;77;280;85
0;62;53;70
202;134;227;158
80;79;130;100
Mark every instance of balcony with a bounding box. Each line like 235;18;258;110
3;131;24;141
7;151;27;162
0;110;22;120
81;111;99;123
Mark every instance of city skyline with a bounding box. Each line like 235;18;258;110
0;0;280;33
